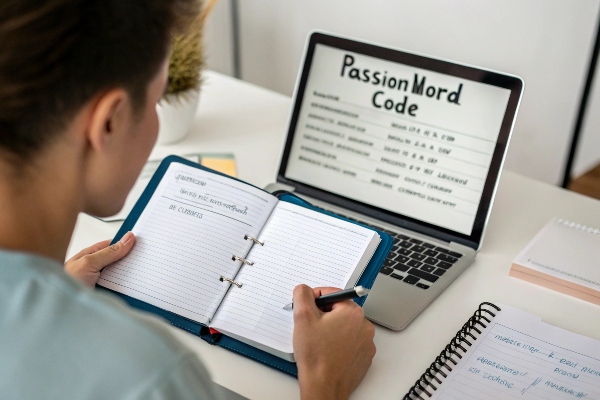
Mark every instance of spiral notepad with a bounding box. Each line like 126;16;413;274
404;303;600;399
510;218;600;305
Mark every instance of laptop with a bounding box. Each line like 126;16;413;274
264;31;523;330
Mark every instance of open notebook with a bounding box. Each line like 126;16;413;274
404;303;600;399
98;156;381;361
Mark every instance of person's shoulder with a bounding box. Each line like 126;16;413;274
24;252;183;352
0;251;220;399
41;262;193;368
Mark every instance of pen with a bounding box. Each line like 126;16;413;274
283;286;370;311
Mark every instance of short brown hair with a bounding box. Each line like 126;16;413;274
0;0;199;160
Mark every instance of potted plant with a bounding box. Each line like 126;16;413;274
157;0;218;144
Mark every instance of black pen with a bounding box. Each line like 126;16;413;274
283;286;370;311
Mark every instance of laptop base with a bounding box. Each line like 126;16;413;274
264;183;475;330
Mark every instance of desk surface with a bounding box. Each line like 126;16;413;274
68;71;600;400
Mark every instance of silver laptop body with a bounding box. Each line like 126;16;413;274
266;31;523;330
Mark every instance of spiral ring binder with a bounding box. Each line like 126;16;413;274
232;255;254;266
244;234;264;246
220;276;243;288
556;218;600;234
224;236;260;287
404;302;501;400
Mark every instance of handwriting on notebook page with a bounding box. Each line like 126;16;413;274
98;163;279;324
432;305;600;399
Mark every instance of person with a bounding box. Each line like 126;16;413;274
0;1;376;399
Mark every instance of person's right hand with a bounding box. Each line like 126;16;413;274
292;284;376;400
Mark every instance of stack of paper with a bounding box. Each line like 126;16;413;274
510;218;600;305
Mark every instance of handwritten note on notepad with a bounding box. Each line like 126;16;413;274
428;305;600;399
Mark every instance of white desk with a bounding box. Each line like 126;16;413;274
68;71;600;400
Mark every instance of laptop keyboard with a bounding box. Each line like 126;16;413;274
379;236;463;289
331;212;463;290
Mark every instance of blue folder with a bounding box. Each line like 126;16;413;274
99;155;393;377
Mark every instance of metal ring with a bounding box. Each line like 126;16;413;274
244;235;264;246
219;276;242;288
232;255;254;266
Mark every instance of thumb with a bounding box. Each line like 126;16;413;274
292;284;320;322
84;231;135;272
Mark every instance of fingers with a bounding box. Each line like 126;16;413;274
293;284;321;321
306;285;366;316
294;285;366;316
79;232;135;272
293;284;376;400
329;296;364;313
312;286;342;297
67;240;112;262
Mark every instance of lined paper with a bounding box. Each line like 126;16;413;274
210;201;379;359
98;163;278;324
429;305;600;399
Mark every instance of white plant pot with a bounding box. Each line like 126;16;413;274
156;90;200;145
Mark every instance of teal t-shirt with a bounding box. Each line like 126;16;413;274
0;249;222;399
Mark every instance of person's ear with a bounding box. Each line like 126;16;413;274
86;89;130;152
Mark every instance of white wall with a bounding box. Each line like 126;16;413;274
206;0;600;184
203;0;234;77
574;67;600;177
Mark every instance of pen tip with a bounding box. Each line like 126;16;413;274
283;303;293;311
355;286;370;296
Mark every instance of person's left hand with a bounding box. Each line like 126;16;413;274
65;232;135;287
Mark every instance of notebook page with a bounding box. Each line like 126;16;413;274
429;304;600;399
98;163;278;325
210;201;379;359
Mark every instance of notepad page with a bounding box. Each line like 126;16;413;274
428;304;600;399
210;201;379;360
98;163;279;325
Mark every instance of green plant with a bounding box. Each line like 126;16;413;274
164;0;218;101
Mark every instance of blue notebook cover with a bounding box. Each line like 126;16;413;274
99;155;393;377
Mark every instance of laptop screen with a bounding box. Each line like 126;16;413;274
279;33;523;246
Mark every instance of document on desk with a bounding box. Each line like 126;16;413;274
405;304;600;399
